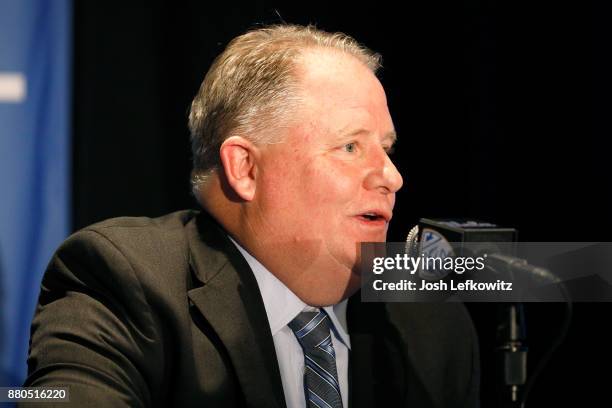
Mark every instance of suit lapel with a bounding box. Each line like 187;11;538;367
186;213;287;408
347;299;391;408
347;331;375;408
347;297;436;408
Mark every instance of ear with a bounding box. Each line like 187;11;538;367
219;136;258;201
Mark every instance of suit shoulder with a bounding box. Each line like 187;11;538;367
66;210;197;247
84;209;198;233
55;210;199;282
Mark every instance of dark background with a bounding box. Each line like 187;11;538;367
73;1;610;406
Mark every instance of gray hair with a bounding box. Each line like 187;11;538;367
188;24;382;191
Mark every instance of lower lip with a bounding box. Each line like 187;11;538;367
353;216;388;228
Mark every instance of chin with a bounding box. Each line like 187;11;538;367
303;294;346;308
301;274;362;307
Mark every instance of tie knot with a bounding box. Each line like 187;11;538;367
288;309;334;350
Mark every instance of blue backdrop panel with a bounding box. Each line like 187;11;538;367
0;0;72;386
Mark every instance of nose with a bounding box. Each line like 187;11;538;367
364;147;404;194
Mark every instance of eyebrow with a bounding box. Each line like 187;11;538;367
344;128;398;144
383;130;398;144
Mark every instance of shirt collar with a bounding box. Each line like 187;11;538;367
229;236;351;349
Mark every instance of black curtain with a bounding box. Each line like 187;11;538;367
73;1;610;406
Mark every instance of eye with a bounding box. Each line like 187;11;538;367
343;142;357;153
384;145;396;155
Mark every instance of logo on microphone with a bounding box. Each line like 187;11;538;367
418;228;455;280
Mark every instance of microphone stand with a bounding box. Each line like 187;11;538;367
496;303;528;408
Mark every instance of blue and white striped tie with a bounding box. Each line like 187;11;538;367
289;309;343;408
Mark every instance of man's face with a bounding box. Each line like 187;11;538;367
247;49;403;305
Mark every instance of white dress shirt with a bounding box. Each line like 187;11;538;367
229;237;351;408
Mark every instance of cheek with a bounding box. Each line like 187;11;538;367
300;160;360;217
305;159;357;195
259;153;364;233
258;157;313;221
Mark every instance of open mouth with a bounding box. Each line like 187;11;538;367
356;211;389;225
359;213;384;221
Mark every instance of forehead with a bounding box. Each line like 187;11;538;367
293;49;394;137
297;49;387;104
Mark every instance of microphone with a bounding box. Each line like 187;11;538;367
406;218;528;406
486;253;559;284
404;218;573;407
405;218;557;283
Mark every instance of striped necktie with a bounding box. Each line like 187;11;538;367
289;309;343;408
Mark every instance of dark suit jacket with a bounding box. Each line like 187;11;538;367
23;210;479;407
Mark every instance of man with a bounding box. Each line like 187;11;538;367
24;25;479;407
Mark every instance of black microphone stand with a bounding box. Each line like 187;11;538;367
496;303;528;408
